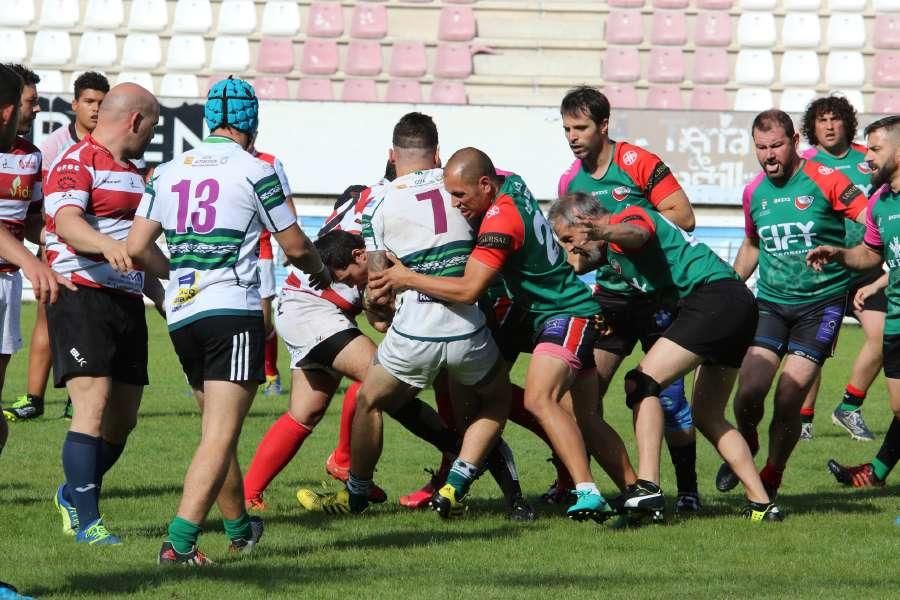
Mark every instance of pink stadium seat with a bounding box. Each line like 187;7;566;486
874;53;900;87
206;73;229;93
435;43;473;78
603;47;641;82
606;10;644;45
430;80;467;104
439;6;476;42
351;3;388;39
648;48;684;83
254;76;290;100
609;0;644;6
690;86;729;110
873;90;900;113
301;39;339;75
256;37;294;74
389;41;427;77
297;78;334;101
603;83;639;108
653;0;689;6
875;15;900;49
651;11;687;46
307;2;344;38
646;85;684;109
694;11;732;47
692;48;729;84
345;40;383;76
696;0;732;7
386;79;423;103
342;79;379;102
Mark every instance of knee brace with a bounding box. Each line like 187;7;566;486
624;369;662;410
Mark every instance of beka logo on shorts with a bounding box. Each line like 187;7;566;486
794;195;814;211
612;186;630;202
623;151;638;165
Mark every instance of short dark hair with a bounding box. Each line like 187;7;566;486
752;109;796;138
0;64;23;107
801;96;858;147
560;86;611;125
314;230;365;270
392;112;438;150
864;115;900;138
73;71;110;100
4;64;39;87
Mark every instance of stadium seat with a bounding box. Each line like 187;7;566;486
257;38;295;73
261;1;301;36
692;48;729;84
653;0;689;7
647;48;684;83
734;87;774;111
77;32;118;68
346;41;383;76
166;35;207;71
430;80;467;104
735;50;774;86
697;0;732;7
439;6;477;42
651;11;687;46
694;12;732;47
122;33;162;70
389;41;427;77
128;0;168;32
435;44;473;78
84;0;124;29
876;15;900;50
825;51;865;86
690;86;729;110
351;3;388;39
160;73;200;98
780;88;817;113
874;53;900;87
609;0;645;6
782;14;820;49
31;31;71;66
606;11;644;45
0;30;28;63
386;79;423;103
39;0;79;28
737;13;776;48
646;85;684;109
210;36;250;72
603;84;639;109
34;69;65;93
297;78;334;101
831;89;864;113
780;51;820;86
300;40;339;75
872;90;900;113
784;0;821;8
116;71;155;92
830;0;866;7
342;79;379;102
217;0;256;35
205;73;230;93
173;0;212;33
739;0;776;8
603;47;641;82
307;2;344;38
827;14;865;49
874;0;900;10
0;1;34;27
254;76;290;100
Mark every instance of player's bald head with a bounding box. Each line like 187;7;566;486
444;147;500;185
98;83;159;123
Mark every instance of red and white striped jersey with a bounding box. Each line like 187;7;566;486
0;136;42;272
44;134;146;295
253;150;292;261
41;123;147;181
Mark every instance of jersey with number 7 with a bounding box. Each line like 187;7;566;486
138;135;297;331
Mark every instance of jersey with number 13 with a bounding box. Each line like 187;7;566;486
138;135;297;331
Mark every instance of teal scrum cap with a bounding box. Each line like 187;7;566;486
205;76;259;135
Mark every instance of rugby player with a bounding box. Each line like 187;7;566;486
797;96;882;441
128;77;330;565
716;110;868;500
808;115;900;488
44;83;164;545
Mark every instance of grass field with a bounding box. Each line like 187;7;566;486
1;303;897;599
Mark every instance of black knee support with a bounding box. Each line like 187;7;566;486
624;369;662;410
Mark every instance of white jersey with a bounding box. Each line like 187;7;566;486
138;136;296;331
361;168;484;340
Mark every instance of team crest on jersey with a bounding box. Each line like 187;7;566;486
612;186;630;202
857;162;872;174
173;272;200;311
623;151;638;166
817;165;834;175
609;258;622;274
794;195;814;211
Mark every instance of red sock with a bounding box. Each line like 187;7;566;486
331;382;360;468
800;407;815;417
846;383;866;399
244;413;312;500
264;330;278;378
759;461;784;493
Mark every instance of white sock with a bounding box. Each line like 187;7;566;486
575;482;599;495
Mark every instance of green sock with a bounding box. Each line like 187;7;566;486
872;458;891;481
222;512;252;542
167;516;201;554
447;458;478;498
838;386;865;413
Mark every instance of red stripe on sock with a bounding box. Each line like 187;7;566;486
244;413;312;499
846;383;866;399
332;382;360;467
800;407;815;417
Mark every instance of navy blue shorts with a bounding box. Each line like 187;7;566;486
752;295;846;365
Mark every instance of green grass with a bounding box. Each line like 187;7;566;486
1;303;897;599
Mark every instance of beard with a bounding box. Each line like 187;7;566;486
871;159;896;191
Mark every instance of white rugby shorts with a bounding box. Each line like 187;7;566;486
0;271;23;355
274;289;357;369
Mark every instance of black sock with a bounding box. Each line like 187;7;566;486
873;416;900;481
386;398;461;455
669;440;698;495
483;439;523;505
62;431;101;526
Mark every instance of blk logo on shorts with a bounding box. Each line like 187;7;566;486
69;347;87;367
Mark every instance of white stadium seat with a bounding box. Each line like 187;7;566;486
217;0;257;35
831;89;865;113
116;71;156;92
780;89;817;113
261;1;301;36
166;35;208;71
160;73;200;98
784;0;822;9
34;70;65;94
740;0;776;8
782;14;821;49
173;0;213;33
128;0;169;32
84;0;125;29
734;87;774;111
826;51;865;87
735;50;775;85
827;14;866;49
39;0;79;28
210;36;251;72
738;12;776;48
0;30;28;62
77;32;118;68
780;51;820;86
831;0;866;8
0;1;35;27
122;33;162;69
31;31;72;66
874;0;900;10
